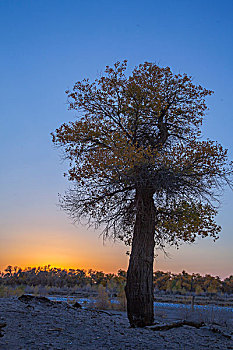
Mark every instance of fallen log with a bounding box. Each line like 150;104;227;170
146;320;232;340
146;320;205;331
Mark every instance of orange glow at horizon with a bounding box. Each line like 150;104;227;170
1;223;232;279
0;225;129;274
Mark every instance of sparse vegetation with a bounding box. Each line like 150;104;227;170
95;285;111;310
0;265;233;311
178;304;233;331
1;265;232;297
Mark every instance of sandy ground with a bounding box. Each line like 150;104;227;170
0;296;232;349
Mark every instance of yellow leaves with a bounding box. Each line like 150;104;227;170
156;201;220;245
52;60;233;247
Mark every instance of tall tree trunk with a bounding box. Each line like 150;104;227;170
125;189;155;327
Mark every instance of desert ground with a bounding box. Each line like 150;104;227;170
0;296;232;349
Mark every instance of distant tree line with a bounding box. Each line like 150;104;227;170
153;270;233;295
0;265;232;295
0;265;126;290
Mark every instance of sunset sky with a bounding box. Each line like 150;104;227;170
0;0;233;278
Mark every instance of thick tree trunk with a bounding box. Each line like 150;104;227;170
125;189;155;327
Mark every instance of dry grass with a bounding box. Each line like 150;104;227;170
95;285;111;310
179;305;233;331
0;285;25;297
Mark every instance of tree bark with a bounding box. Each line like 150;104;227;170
125;189;155;327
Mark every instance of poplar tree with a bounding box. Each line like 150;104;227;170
52;61;232;327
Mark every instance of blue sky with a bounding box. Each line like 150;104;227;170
0;0;233;277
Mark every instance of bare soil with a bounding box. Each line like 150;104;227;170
0;296;232;349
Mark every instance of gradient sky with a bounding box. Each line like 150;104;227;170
0;0;233;278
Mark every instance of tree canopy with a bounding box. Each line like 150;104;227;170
52;61;232;248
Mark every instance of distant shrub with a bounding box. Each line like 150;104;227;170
116;287;127;311
0;285;25;297
95;285;111;310
195;285;204;295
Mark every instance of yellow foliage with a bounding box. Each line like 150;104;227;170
52;61;232;246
